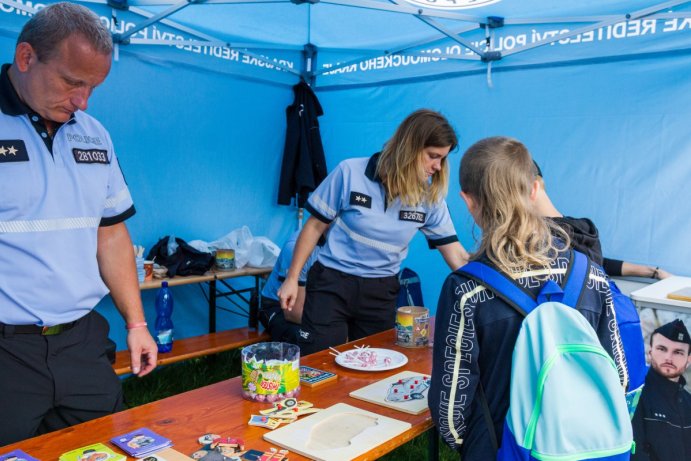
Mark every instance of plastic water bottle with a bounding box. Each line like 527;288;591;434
155;281;174;353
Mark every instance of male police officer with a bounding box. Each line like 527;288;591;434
632;319;691;461
0;3;157;444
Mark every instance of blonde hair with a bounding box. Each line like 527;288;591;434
376;109;457;206
459;136;570;274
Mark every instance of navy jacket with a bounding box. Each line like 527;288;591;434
277;81;327;207
430;250;626;461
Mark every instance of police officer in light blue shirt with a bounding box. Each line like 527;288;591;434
279;109;469;355
0;3;157;445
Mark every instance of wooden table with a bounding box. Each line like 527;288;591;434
2;329;435;460
139;267;271;332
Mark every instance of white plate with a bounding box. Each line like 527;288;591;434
334;348;408;371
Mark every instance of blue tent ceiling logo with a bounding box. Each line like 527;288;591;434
399;0;500;10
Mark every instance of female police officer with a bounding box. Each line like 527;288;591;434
278;109;469;355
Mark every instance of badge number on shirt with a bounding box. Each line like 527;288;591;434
399;210;426;223
0;140;29;163
350;191;372;208
72;148;110;164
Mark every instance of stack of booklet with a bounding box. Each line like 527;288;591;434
1;449;40;461
109;428;173;458
2;429;172;461
59;443;125;461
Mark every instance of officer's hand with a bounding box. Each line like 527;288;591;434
278;279;298;311
127;328;158;377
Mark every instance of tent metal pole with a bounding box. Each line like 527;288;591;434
502;0;691;59
79;0;237;44
384;0;485;57
383;23;480;56
117;0;192;42
414;15;485;58
97;1;303;77
322;0;482;22
302;43;318;85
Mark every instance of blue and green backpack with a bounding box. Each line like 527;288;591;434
458;251;633;461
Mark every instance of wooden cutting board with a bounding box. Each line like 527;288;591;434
667;287;691;302
349;370;431;415
263;403;411;461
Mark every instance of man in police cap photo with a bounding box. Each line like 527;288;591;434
632;319;691;461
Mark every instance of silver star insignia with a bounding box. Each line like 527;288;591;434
7;145;17;155
0;146;6;156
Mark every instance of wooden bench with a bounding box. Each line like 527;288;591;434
113;327;270;375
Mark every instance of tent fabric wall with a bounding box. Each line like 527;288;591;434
317;53;691;309
1;1;689;351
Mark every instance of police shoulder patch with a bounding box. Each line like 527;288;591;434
349;191;372;208
0;140;29;163
72;148;110;164
399;210;426;223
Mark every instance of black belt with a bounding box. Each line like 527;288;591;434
0;321;77;335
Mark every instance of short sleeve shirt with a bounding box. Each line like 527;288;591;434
306;153;458;277
0;64;135;325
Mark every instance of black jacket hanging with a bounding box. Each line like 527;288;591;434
277;81;327;207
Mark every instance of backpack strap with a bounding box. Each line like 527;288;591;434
457;250;590;316
458;262;537;316
560;250;588;307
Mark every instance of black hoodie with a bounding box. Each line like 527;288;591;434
549;216;624;276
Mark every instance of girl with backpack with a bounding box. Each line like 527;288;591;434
429;136;629;460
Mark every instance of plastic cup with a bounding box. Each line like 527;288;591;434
144;261;154;281
136;257;145;283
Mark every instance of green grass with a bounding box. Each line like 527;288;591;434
122;350;459;460
122;349;242;407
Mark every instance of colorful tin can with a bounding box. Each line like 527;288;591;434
215;248;236;271
395;306;430;348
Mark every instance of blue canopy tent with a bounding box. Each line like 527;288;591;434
1;0;690;349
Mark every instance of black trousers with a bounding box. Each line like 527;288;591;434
258;297;302;345
0;310;124;445
299;262;400;355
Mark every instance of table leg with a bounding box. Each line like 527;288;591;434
428;426;439;460
249;275;261;330
209;279;217;333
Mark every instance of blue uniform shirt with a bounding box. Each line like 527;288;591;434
305;153;458;277
0;64;135;326
261;230;320;301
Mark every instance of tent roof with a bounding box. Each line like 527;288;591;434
4;0;691;86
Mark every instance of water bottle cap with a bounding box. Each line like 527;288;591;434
162;281;169;288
